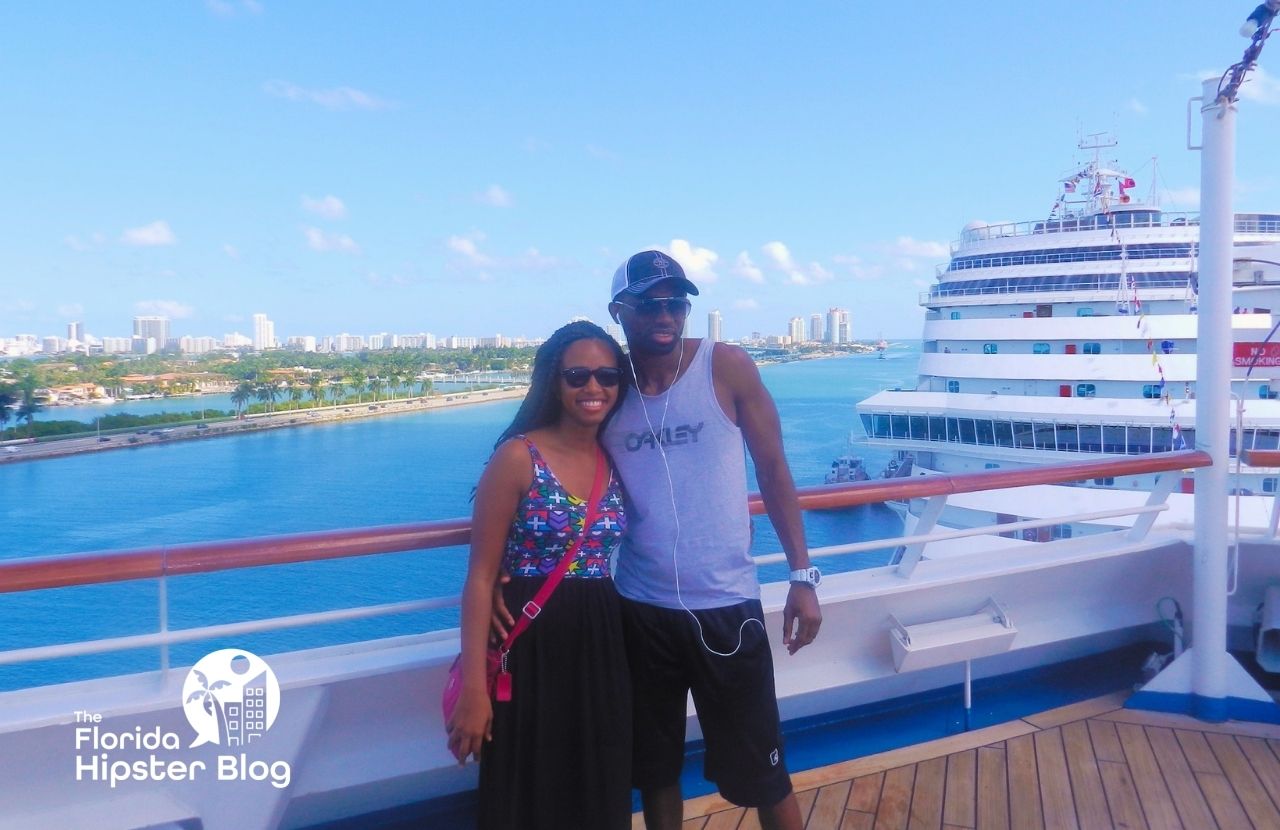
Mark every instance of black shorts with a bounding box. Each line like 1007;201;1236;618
620;596;792;809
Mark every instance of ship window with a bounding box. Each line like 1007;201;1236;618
1103;426;1127;453
958;419;977;444
1034;422;1056;450
1056;424;1079;452
1079;424;1102;452
1033;343;1051;355
1052;524;1073;540
947;380;960;393
1128;426;1152;454
1230;429;1255;455
1077;308;1094;317
1152;427;1173;452
984;463;999;469
983;343;998;354
1076;384;1097;397
1265;478;1279;493
860;414;873;436
1093;477;1115;485
1142;384;1162;399
1013;421;1035;449
976;419;995;445
928;416;946;441
1083;342;1101;355
994;421;1014;447
950;311;961;320
1256;430;1280;450
1180;429;1194;449
909;416;927;440
1261;385;1272;399
891;415;909;438
946;418;961;441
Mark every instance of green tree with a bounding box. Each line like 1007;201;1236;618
307;375;324;407
230;382;254;416
256;382;281;412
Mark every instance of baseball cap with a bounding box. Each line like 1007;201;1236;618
610;250;700;301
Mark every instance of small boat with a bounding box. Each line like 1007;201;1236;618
876;336;888;359
825;454;869;484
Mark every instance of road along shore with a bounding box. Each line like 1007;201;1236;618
0;387;529;465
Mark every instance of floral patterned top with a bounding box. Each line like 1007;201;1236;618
501;437;626;579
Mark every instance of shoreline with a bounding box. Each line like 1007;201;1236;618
0;387;529;465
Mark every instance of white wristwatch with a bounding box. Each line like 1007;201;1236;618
789;566;821;587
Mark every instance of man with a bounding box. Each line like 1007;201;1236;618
602;249;822;830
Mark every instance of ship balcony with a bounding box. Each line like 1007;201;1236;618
951;212;1280;252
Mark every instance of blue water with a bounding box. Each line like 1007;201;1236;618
0;347;920;690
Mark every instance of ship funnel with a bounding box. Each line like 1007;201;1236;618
1256;585;1280;673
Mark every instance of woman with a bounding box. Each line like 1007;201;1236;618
447;321;632;829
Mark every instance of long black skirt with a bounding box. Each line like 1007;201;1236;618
477;576;632;830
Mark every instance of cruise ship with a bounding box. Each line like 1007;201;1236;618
857;140;1280;535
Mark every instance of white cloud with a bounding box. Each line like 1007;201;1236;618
135;300;193;319
586;144;619;161
222;244;240;259
58;303;84;317
475;185;513;208
207;0;261;15
121;220;176;247
302;194;347;219
733;298;759;310
1163;187;1200;208
891;236;949;259
668;239;719;284
447;233;493;266
760;241;829;285
833;254;885;281
732;251;765;284
264;80;392;111
1127;97;1148;115
1240;66;1280;105
304;227;360;254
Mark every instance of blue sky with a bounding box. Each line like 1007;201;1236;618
2;1;1278;343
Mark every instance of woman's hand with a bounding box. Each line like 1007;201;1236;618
446;687;493;764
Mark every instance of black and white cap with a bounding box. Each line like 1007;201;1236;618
610;250;700;301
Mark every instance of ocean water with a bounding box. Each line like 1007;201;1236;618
0;346;919;689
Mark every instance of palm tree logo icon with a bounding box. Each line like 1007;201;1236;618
182;649;281;748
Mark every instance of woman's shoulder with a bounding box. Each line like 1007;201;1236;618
485;436;536;483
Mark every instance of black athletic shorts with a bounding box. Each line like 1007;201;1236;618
619;596;792;809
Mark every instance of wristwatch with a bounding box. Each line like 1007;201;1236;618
789;566;821;587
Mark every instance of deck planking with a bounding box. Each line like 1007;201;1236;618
652;692;1280;830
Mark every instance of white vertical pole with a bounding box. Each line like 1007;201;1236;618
1192;77;1235;721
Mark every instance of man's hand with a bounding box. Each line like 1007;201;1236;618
782;584;821;655
489;572;514;643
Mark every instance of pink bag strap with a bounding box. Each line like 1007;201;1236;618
500;446;608;652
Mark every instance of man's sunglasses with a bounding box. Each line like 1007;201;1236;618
560;366;623;388
616;297;692;318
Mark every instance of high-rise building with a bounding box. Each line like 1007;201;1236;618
708;310;722;343
604;323;624;345
252;313;276;351
133;316;169;350
825;308;850;344
67;322;84;343
788;317;804;344
809;314;824;343
179;336;218;355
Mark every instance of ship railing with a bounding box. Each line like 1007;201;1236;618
947;212;1280;246
1241;449;1280;537
0;451;1211;674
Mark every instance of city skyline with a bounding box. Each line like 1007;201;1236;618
4;5;1278;343
2;302;859;358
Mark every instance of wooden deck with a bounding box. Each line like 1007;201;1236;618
648;692;1280;830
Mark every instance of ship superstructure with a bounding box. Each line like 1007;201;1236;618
858;142;1280;515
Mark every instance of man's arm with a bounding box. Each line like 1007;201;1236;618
714;344;822;654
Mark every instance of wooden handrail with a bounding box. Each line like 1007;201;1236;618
1;451;1212;595
1240;449;1280;467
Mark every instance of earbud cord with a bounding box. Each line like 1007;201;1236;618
628;337;761;658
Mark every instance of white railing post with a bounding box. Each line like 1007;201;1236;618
895;495;948;578
1127;472;1178;542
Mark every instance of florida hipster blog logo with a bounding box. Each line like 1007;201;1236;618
182;648;281;747
73;648;290;789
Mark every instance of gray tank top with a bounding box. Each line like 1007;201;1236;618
602;338;758;609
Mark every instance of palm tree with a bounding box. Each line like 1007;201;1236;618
307;376;324;408
256;382;281;412
287;382;304;410
0;383;15;434
230;382;254;417
368;377;385;402
346;373;364;404
185;669;231;744
327;379;345;406
17;375;40;439
417;376;432;398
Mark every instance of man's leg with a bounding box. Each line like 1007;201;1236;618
640;784;684;830
756;792;803;830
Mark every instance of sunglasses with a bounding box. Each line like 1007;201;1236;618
560;366;623;388
617;297;691;318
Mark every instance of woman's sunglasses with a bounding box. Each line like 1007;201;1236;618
561;366;623;388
